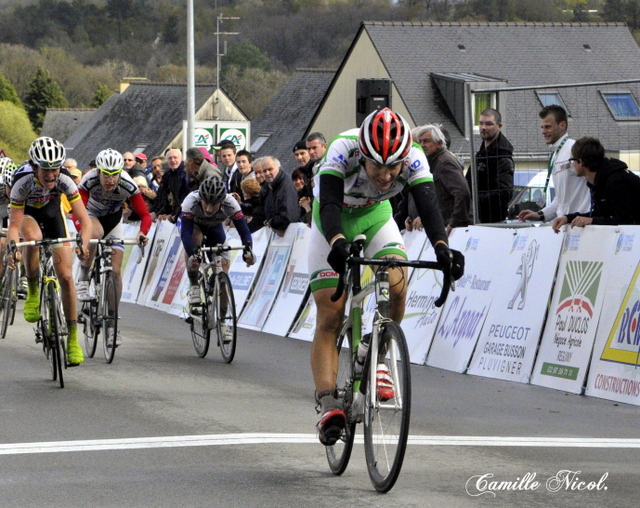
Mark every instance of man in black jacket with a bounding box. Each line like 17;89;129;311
468;108;514;223
552;136;640;232
261;156;300;236
153;148;190;222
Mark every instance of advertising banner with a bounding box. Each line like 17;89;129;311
137;220;176;306
288;295;316;342
263;224;311;336
121;221;153;303
402;230;444;365
238;230;293;330
426;226;512;373
585;226;640;405
531;226;615;394
227;227;271;315
467;227;564;383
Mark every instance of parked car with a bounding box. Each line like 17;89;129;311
507;171;555;220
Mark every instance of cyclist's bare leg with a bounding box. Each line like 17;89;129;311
52;246;77;322
111;247;124;301
79;217;104;274
185;226;204;285
19;216;42;283
311;287;346;396
383;255;409;323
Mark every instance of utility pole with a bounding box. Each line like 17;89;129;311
215;14;239;119
186;0;195;151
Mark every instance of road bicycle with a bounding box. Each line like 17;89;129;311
187;244;242;363
326;234;452;493
0;232;19;339
11;236;80;388
79;238;144;364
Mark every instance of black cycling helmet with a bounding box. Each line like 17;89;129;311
359;107;412;166
199;176;227;204
29;136;66;170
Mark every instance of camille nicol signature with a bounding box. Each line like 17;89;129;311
465;470;608;497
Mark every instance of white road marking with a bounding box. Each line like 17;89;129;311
2;434;640;455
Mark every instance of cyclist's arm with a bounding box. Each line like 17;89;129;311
179;213;197;257
318;173;345;244
409;181;449;248
70;188;90;229
230;211;252;249
129;192;152;235
69;196;93;256
7;205;24;250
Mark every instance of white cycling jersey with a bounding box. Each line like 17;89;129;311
79;168;141;217
10;163;79;209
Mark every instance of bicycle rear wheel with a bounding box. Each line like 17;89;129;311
101;271;118;364
190;283;210;358
215;272;236;363
47;282;64;389
363;321;410;493
326;326;356;475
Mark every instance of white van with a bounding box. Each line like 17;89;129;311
507;171;555;220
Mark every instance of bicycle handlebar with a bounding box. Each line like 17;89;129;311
13;236;79;249
330;237;452;308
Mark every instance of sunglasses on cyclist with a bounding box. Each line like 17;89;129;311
99;168;122;177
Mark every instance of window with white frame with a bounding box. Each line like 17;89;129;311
601;92;640;120
473;92;497;133
536;91;569;113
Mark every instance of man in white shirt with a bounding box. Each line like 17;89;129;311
519;105;590;223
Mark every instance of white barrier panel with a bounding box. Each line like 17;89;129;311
585;226;640;405
227;227;271;318
467;227;564;383
288;295;316;342
288;228;426;345
531;226;615;394
401;230;440;364
121;221;151;303
140;223;185;313
263;224;311;336
238;229;294;331
137;220;175;306
426;226;513;373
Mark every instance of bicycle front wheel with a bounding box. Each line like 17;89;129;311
101;271;118;364
215;272;236;363
47;282;64;389
0;268;16;339
363;321;410;493
326;326;356;476
190;283;210;358
82;277;98;358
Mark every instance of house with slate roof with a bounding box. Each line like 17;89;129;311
41;108;96;145
64;81;247;168
250;68;335;171
301;21;640;172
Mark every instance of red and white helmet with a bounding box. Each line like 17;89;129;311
359;107;412;165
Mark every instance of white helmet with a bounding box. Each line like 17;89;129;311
95;148;124;174
0;157;17;185
29;137;66;170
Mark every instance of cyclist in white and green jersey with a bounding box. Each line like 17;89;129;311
309;108;457;446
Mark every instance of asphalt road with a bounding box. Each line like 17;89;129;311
1;301;639;507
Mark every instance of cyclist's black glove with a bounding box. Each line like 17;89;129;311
434;242;452;272
327;237;350;275
451;249;465;281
